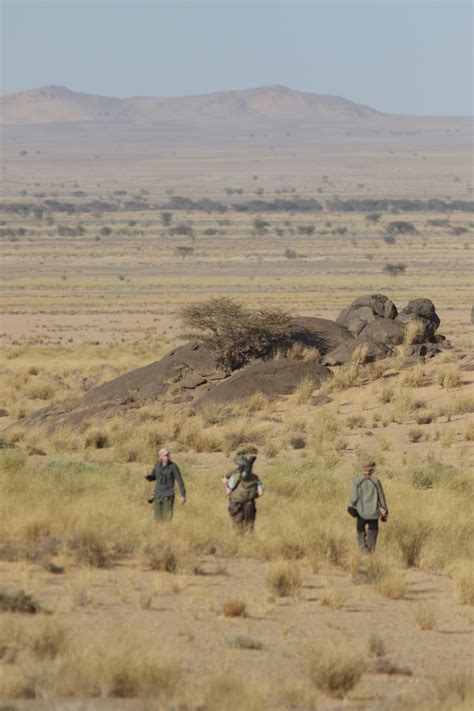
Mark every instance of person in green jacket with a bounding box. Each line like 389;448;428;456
145;448;186;522
350;459;388;552
223;454;265;531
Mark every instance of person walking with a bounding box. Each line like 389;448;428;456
223;453;265;531
145;448;186;522
349;459;388;552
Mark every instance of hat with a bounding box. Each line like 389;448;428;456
234;454;248;468
159;448;170;456
362;459;376;469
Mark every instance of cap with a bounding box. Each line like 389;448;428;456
362;459;376;469
159;448;170;456
234;454;248;467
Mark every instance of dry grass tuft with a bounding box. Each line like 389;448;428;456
143;543;178;573
66;529;111;568
307;641;363;698
403;319;426;346
266;562;302;597
454;565;474;605
436;365;462;389
414;602;437;630
294;377;316;404
221;599;247;618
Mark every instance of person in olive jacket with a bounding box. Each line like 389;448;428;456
349;459;388;552
145;448;186;521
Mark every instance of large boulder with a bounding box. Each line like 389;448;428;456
358;318;406;347
195;359;332;408
322;336;390;366
336;294;398;336
288;316;354;354
396;298;440;342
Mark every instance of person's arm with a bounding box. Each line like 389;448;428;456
145;463;158;481
350;479;359;506
173;464;186;501
256;477;265;497
377;480;388;512
224;474;237;497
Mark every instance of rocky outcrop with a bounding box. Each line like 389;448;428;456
15;294;445;431
336;294;398;336
195;360;332;408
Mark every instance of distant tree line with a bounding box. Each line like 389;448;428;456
0;196;473;218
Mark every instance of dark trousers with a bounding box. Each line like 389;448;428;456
154;495;174;522
228;500;256;530
356;516;378;552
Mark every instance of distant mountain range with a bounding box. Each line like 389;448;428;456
0;84;385;126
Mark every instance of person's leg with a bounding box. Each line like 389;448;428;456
162;496;175;522
228;502;244;528
356;516;368;551
242;501;256;530
367;519;379;552
154;497;164;521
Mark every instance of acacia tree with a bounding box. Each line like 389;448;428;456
181;297;291;372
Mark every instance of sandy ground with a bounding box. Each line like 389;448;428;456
1;552;473;711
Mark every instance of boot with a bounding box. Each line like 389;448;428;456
367;529;378;552
357;531;368;552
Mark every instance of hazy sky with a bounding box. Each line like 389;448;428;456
1;0;472;115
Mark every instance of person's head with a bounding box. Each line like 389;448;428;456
362;459;376;477
159;447;170;464
234;454;247;471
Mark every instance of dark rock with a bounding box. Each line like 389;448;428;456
322;336;390;366
288;316;354;354
403;344;428;358
396;298;440;342
311;394;333;407
336;294;398;336
195;359;332;408
359;318;406;347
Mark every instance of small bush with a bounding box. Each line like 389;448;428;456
221;599;247;618
225;634;262;650
408;427;425;443
391;521;431;567
0;589;41;614
267;562;302;597
290;435;306;450
383;262;407;276
67;530;111;568
414;602;437;630
345;414;365;430
454;566;474;605
143;544;178;573
307;642;363;698
84;429;110;449
319;584;346;609
436;366;461;389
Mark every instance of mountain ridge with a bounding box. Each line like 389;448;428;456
0;84;382;126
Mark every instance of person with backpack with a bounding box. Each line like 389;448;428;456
145;448;186;522
223;453;265;531
349;459;388;552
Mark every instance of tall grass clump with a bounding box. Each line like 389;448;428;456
266;562;302;597
436;366;461;389
307;641;363;698
390;520;431;567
